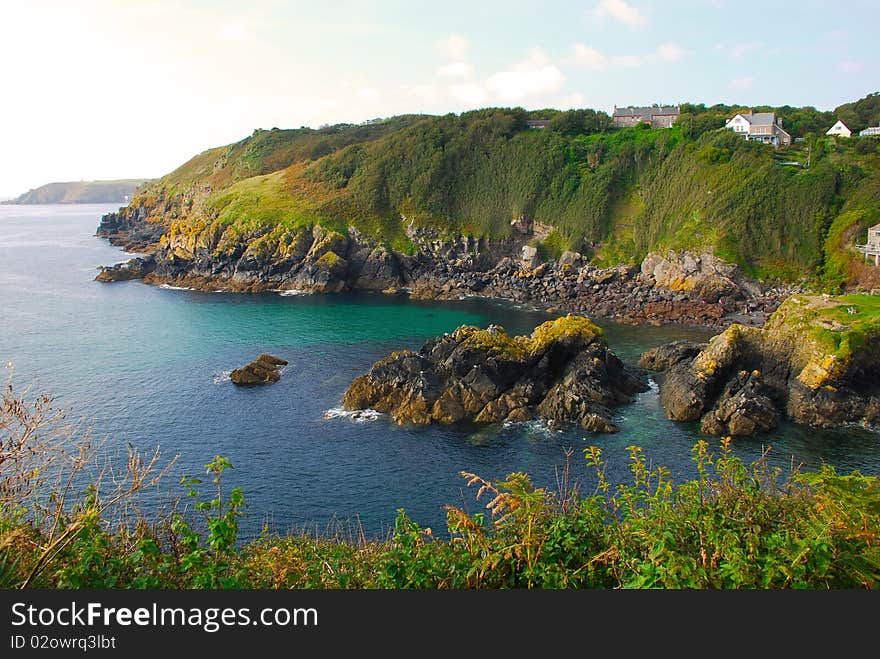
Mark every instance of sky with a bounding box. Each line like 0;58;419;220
0;0;877;198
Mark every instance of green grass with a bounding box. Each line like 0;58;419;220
768;293;880;367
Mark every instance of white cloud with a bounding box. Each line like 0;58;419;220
216;22;252;41
437;61;474;78
486;48;565;102
823;28;848;41
729;76;754;91
568;42;685;70
450;84;489;106
436;34;468;59
726;42;762;60
569;44;609;71
655;43;685;62
559;92;586;109
358;88;380;100
592;0;646;28
839;60;864;73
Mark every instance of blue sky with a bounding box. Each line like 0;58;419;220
0;0;877;197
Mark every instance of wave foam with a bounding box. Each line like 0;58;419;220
160;284;195;291
274;288;312;296
502;418;561;436
322;407;384;423
212;370;232;384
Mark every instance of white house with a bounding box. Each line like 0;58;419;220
856;223;880;266
860;126;880;137
826;120;852;137
725;110;792;148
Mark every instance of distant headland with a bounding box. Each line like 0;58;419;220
2;179;152;205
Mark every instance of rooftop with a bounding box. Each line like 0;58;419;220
613;105;680;118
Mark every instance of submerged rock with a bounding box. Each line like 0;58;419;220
342;316;648;431
230;354;288;386
645;294;880;436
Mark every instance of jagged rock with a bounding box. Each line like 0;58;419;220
230;354;288;386
652;295;880;435
700;370;779;436
349;245;404;291
341;316;647;431
639;340;707;371
95;255;156;282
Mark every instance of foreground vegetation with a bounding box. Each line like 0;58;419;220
2;384;878;589
129;93;880;289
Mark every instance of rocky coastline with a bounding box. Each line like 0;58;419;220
95;208;798;330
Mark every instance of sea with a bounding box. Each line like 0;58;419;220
2;203;878;539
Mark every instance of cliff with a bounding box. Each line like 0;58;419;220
94;97;880;315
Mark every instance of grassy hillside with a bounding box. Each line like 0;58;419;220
127;93;880;290
7;179;151;204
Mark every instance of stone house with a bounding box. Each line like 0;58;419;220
612;105;680;129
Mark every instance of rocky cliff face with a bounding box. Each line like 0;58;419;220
341;316;648;431
95;206;793;328
645;295;880;435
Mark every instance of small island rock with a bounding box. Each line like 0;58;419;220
230;354;288;386
342;316;648;431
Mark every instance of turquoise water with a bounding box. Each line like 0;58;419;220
2;204;878;538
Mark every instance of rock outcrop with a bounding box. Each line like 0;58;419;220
643;294;880;435
341;316;648;431
95;255;157;282
230;354;288;386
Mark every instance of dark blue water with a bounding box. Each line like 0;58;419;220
2;204;878;539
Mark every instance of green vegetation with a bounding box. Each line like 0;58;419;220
4;179;151;204
2;385;878;589
128;92;880;289
835;92;880;133
767;293;880;369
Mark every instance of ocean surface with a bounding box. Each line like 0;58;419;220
2;203;878;539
